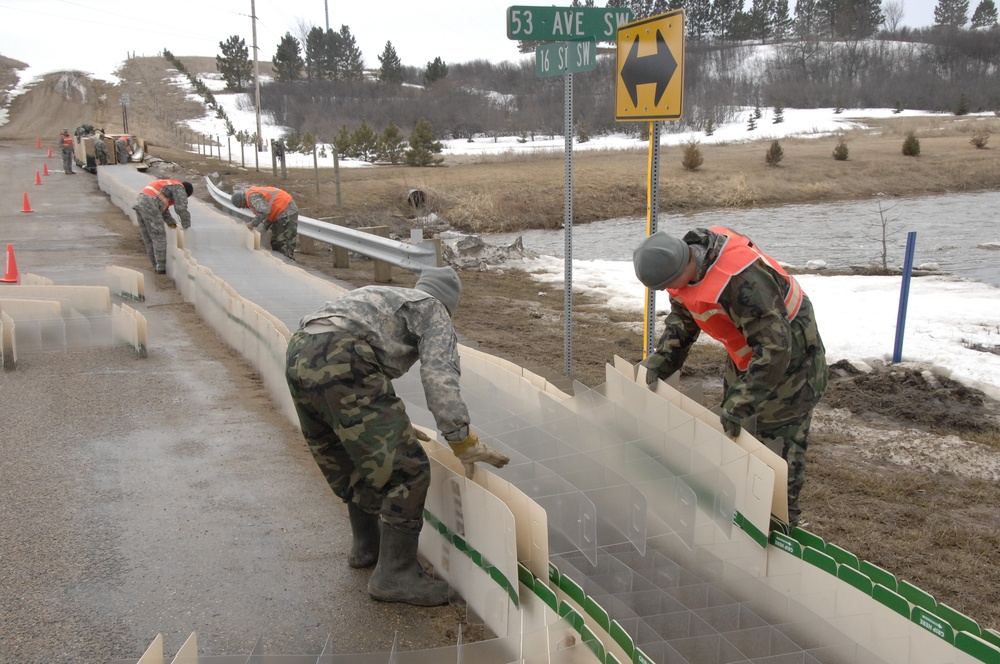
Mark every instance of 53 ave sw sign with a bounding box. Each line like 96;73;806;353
507;5;633;41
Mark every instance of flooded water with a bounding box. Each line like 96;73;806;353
486;191;1000;286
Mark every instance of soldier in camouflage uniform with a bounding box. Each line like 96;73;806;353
231;187;299;259
93;135;109;166
633;227;828;530
132;180;193;274
285;267;509;606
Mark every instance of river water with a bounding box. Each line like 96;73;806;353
485;191;1000;287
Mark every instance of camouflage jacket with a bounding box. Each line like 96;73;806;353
247;190;298;229
136;182;192;228
299;286;470;441
652;228;828;427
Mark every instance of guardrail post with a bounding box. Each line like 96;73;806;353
410;229;443;268
359;226;391;283
318;216;350;268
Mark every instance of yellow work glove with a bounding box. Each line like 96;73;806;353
448;433;510;479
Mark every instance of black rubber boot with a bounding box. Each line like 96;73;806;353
367;524;449;606
347;503;380;569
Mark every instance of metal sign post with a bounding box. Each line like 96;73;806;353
508;4;634;377
615;10;685;357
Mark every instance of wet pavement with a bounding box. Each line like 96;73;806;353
0;140;469;663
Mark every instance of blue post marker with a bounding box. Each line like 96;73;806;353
892;231;918;364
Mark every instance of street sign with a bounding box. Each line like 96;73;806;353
535;38;597;77
615;10;685;121
507;5;633;41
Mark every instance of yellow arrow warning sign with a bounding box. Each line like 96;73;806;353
615;10;685;121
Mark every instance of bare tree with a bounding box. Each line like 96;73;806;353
863;198;904;271
882;0;905;30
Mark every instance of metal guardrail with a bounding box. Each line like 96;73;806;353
204;176;440;272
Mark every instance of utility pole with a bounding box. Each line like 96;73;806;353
251;0;263;153
324;0;329;30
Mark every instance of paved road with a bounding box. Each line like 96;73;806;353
0;140;468;663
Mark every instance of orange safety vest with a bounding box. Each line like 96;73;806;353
666;226;803;371
244;186;292;222
61;134;73;148
141;179;183;210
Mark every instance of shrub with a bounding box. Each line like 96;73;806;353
970;129;990;149
682;141;704;171
902;131;920;157
705;117;715;136
833;138;849;161
765;140;784;166
955;93;969;116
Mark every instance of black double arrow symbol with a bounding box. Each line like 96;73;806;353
620;29;678;109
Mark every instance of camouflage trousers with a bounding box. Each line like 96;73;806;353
266;212;298;259
285;328;430;534
61;146;74;173
756;412;813;529
133;196;172;270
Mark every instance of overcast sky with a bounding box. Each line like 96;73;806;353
2;0;941;81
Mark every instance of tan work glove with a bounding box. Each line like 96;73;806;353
411;427;432;442
448;433;509;479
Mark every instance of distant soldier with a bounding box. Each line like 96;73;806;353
59;128;75;174
114;137;132;164
93;134;109;166
231;186;300;259
132;179;194;274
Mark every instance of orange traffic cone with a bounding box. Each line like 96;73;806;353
42;163;50;176
1;244;20;284
35;171;43;185
20;192;33;213
36;138;41;148
47;147;53;158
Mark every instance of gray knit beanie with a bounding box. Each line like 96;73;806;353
415;266;462;316
632;232;691;290
231;191;246;208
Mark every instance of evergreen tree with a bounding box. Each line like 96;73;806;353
773;100;785;123
304;26;326;81
685;0;714;40
750;0;778;42
833;138;849;160
817;0;884;38
970;0;999;26
352;121;379;162
748;113;758;131
377;41;404;85
216;35;253;91
794;0;820;36
713;0;744;38
272;33;303;82
334;125;352;158
323;28;342;80
424;57;449;86
772;0;794;38
934;0;970;27
765;140;784;165
377;122;407;164
337;25;365;81
405;118;444;167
